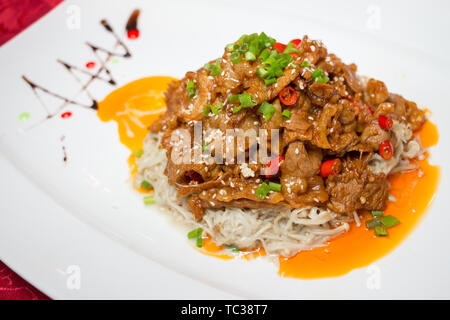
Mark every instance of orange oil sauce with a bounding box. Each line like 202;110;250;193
97;76;175;192
98;76;440;279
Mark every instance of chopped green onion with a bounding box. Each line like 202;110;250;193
210;102;223;115
282;109;291;119
316;75;329;84
203;105;211;116
256;182;271;200
301;60;310;67
311;67;323;79
264;78;277;85
141;180;152;190
245;51;256;61
225;244;240;252
196;236;203;248
268;182;282;192
256;67;268;78
230;51;242;64
143;195;155;205
366;218;381;229
187;227;203;248
134;149;144;158
258;101;276;121
204;59;222;76
226;43;239;52
239;94;257;107
371;210;383;217
203;102;222;117
232;105;243;114
258;49;270;62
374;225;388;236
283;42;301;55
380;215;400;228
187;227;203;239
186;80;195;99
230;94;257;113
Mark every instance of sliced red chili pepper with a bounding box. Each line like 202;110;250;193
290;39;302;47
379;140;394;160
378;115;393;130
273;42;286;53
279;86;298;106
85;61;96;69
320;158;342;178
61;111;72;119
264;156;284;177
185;170;204;183
127;29;140;40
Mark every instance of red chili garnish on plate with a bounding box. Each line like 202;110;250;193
85;61;96;69
279;86;298;106
320;158;342;178
264;156;284;177
378;115;393;130
273;42;286;53
379;140;394;160
61;111;72;119
290;39;302;47
185;170;203;183
127;29;140;40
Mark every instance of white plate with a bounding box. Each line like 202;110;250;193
1;0;449;299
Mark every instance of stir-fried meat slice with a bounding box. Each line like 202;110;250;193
151;32;427;219
364;78;389;106
282;141;322;178
326;156;389;213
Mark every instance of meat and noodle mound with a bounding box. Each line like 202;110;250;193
135;33;426;257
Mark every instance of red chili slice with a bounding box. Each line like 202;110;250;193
185;170;204;183
290;39;302;47
127;29;140;40
273;42;286;53
264;156;284;177
320;158;342;178
279;86;298;106
61;111;72;119
85;61;96;69
379;140;394;160
378;115;393;130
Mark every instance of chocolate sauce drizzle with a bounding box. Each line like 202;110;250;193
126;9;140;33
22;11;139;130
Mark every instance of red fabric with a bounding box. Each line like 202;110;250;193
0;0;62;299
0;0;62;46
0;261;50;300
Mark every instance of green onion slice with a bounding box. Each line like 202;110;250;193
187;227;203;239
258;101;276;121
282;110;291;119
143;195;155;205
204;59;222;76
134;149;144;158
268;182;282;192
141;180;152;190
256;182;271;200
301;60;310;67
371;210;383;217
374;225;388;236
366;218;381;229
380;215;400;228
186;80;195;99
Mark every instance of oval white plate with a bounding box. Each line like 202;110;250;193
0;0;449;299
